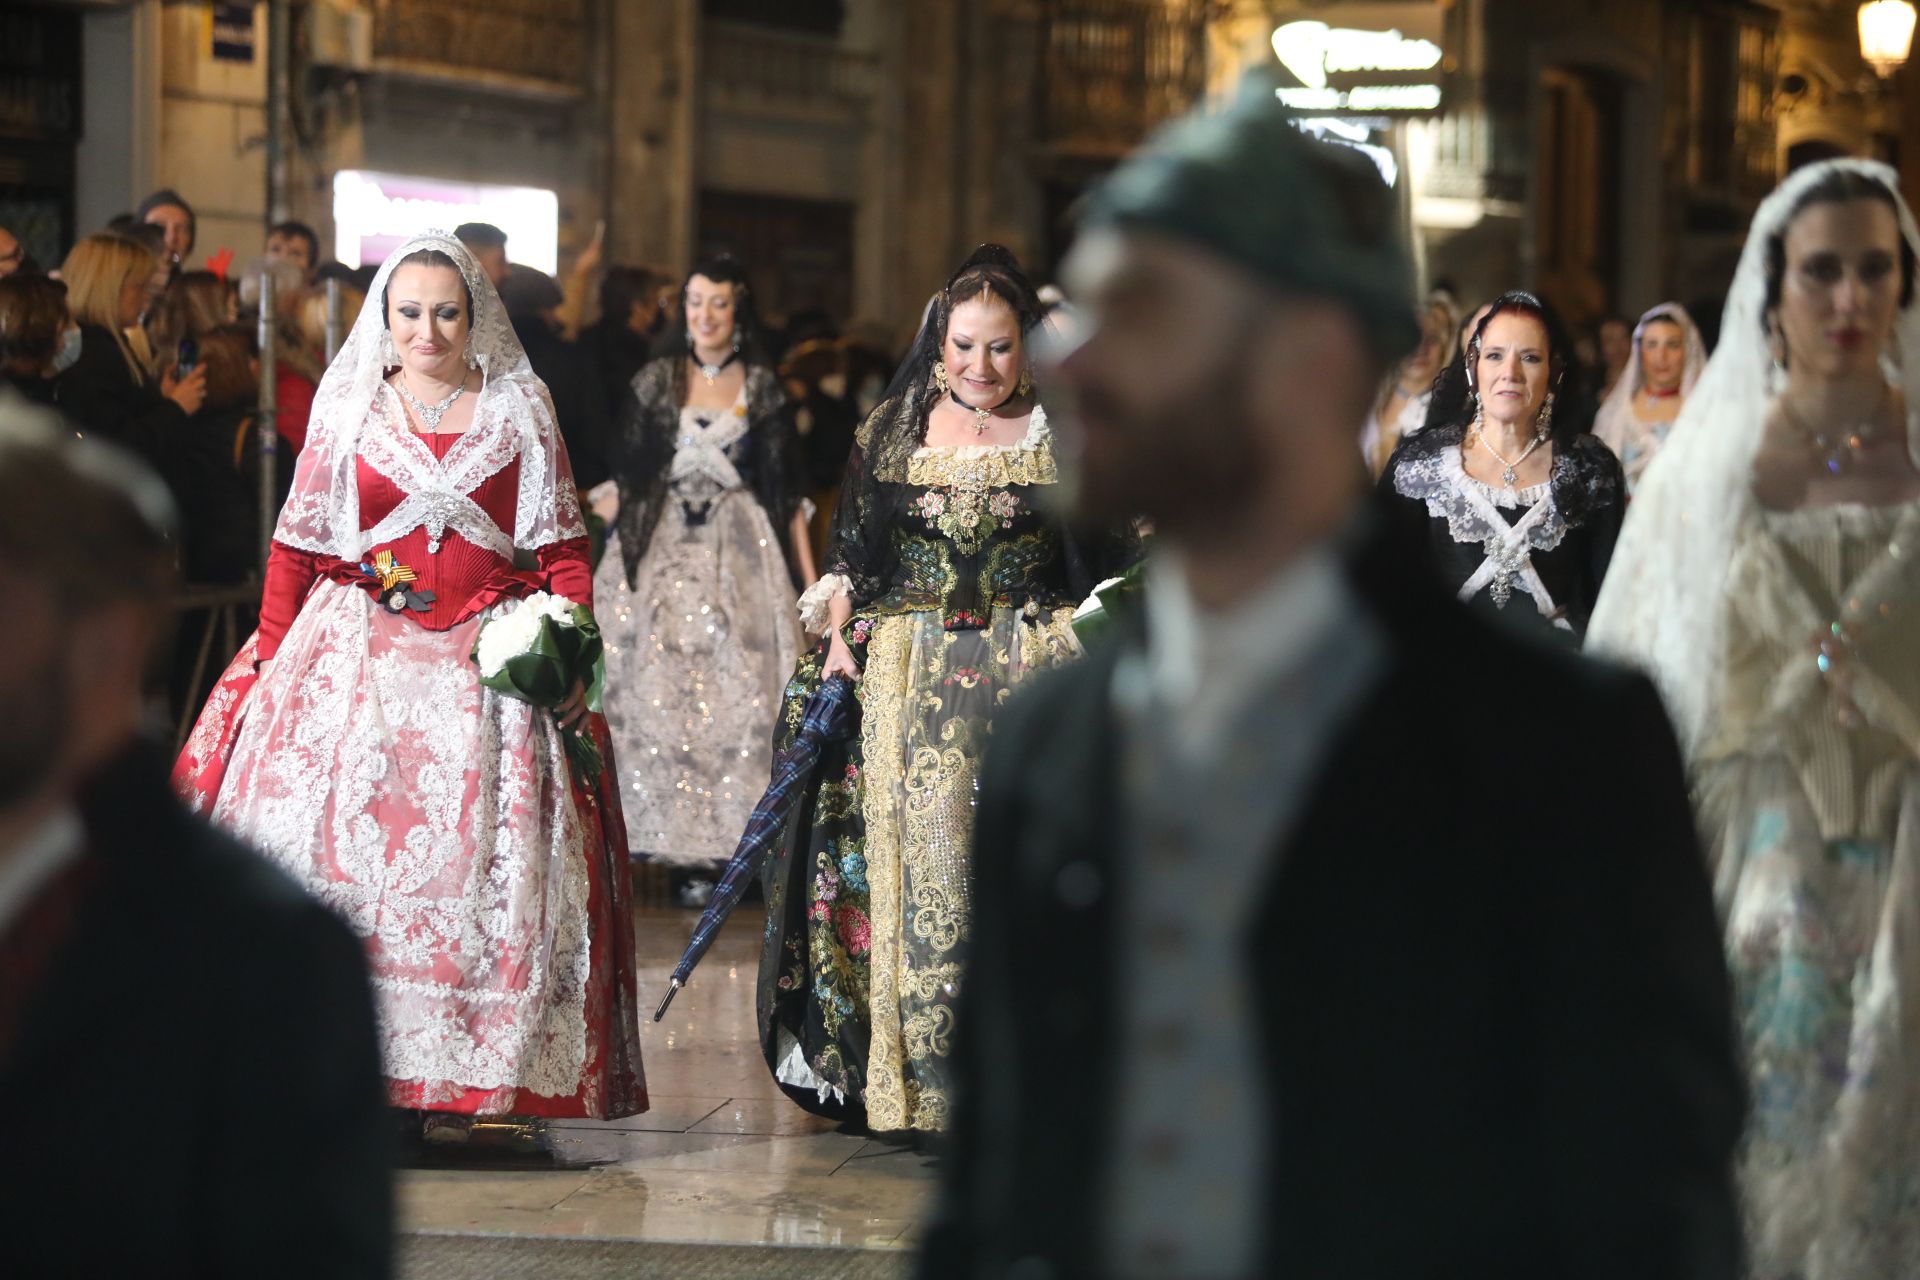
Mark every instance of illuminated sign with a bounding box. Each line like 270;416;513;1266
1272;18;1443;114
331;170;559;274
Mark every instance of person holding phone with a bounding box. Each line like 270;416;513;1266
54;234;206;468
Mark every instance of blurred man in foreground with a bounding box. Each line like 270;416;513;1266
0;401;392;1278
919;79;1743;1280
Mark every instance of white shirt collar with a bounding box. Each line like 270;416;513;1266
0;808;84;940
1145;547;1347;700
1137;546;1350;763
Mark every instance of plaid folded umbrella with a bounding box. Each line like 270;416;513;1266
655;674;859;1020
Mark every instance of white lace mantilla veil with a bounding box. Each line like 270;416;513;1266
1591;300;1710;455
1586;158;1920;756
273;230;584;561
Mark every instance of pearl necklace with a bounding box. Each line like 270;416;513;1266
1472;425;1549;488
396;374;467;430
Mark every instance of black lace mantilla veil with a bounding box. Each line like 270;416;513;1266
818;245;1138;609
608;359;800;588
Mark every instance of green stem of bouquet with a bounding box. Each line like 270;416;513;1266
564;726;604;784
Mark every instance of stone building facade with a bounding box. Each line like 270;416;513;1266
14;0;1917;340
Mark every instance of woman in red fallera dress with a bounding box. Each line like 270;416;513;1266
175;233;645;1143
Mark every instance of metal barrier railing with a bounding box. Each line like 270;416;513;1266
171;579;260;751
170;269;352;739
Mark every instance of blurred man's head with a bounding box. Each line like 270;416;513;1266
499;266;564;336
453;222;509;288
138;189;197;266
0;226;25;279
599;265;672;340
1050;77;1416;555
266;221;320;280
0;404;178;808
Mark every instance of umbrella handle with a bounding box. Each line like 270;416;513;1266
653;977;683;1022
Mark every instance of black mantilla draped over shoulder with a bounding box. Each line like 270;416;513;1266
609;356;803;588
1378;421;1625;640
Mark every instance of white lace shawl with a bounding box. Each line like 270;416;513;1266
273;231;585;562
1591;302;1708;477
1586;159;1920;756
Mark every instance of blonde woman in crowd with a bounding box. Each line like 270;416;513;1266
53;232;205;461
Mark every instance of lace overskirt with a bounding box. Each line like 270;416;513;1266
596;490;799;868
178;580;646;1118
759;604;1080;1133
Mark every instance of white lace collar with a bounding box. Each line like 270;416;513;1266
913;404;1050;459
1394;441;1568;553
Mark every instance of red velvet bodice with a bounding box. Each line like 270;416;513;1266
257;432;591;661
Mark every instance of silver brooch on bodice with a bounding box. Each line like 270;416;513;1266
397;375;467;430
416;487;466;555
1481;534;1524;608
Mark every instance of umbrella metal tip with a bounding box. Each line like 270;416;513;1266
653;977;683;1022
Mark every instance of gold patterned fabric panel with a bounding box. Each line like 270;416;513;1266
856;605;1082;1132
981;531;1062;601
889;536;958;603
905;443;1058;490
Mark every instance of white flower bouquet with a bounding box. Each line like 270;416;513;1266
472;591;607;782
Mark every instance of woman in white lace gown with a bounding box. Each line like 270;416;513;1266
174;233;646;1141
594;258;811;887
1589;160;1920;1278
1592;302;1707;492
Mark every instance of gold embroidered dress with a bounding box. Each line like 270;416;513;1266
757;400;1135;1133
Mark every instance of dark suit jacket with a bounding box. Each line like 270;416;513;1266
0;744;393;1279
920;513;1745;1280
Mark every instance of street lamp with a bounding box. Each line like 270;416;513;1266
1860;0;1918;78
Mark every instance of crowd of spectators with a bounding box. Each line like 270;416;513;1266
0;198;895;719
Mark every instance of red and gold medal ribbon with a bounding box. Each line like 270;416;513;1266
371;549;418;592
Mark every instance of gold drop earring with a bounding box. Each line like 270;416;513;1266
1017;366;1033;397
934;360;949;394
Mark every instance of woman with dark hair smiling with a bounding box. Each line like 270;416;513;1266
595;256;812;902
1380;290;1626;640
753;245;1139;1135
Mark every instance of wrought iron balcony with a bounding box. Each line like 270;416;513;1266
1036;0;1208;159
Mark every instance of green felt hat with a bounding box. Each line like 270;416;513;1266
1083;72;1419;363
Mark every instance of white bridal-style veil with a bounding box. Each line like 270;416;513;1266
1591;301;1709;461
273;230;584;563
1586;159;1920;754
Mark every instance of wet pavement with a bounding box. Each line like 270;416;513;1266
397;905;934;1256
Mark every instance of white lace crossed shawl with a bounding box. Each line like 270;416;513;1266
1586;159;1920;756
274;231;585;562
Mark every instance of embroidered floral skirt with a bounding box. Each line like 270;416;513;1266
758;603;1080;1133
1697;749;1920;1278
175;581;647;1119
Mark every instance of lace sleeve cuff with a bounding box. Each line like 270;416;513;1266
797;573;853;631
